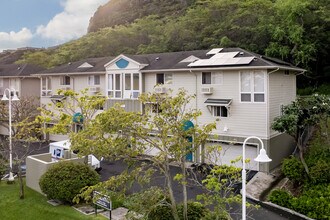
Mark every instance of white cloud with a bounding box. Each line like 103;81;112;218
36;0;108;42
0;28;33;51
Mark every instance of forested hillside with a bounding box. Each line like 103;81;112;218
88;0;194;32
16;0;330;90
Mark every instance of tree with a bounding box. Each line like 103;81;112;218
0;96;40;137
70;89;216;220
272;94;330;175
0;96;44;198
39;89;106;136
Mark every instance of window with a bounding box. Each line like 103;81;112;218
151;103;162;114
240;71;265;102
41;77;52;96
60;76;70;85
156;73;172;85
202;72;211;84
202;72;223;84
88;75;100;86
108;73;140;99
73;124;83;133
213;106;228;117
0;79;3;87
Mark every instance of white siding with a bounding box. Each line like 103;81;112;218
144;70;268;138
268;71;296;137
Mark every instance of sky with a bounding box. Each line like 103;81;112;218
0;0;108;52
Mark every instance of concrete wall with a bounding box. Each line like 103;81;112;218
268;133;295;170
26;153;84;193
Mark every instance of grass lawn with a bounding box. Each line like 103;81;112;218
0;180;105;220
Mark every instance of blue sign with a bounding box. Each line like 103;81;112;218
93;191;112;211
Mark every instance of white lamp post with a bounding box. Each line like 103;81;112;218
242;136;271;220
1;88;19;182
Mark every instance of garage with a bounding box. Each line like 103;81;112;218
205;142;259;171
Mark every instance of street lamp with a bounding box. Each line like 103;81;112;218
242;136;271;220
1;88;19;182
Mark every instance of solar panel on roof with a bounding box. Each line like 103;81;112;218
212;52;239;59
188;56;254;67
206;48;223;55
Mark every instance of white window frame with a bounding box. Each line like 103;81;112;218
202;72;223;85
239;71;265;103
88;75;100;86
156;73;172;85
108;73;140;99
212;106;228;118
60;76;71;86
41;76;52;97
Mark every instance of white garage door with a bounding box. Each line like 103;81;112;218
205;142;259;171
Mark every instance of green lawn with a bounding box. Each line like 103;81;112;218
0;180;105;220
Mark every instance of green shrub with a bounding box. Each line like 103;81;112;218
39;161;99;204
270;185;330;219
290;184;330;219
281;156;305;183
177;202;209;220
268;189;292;208
305;141;330;167
147;201;208;220
147;202;173;220
124;187;165;215
309;160;330;184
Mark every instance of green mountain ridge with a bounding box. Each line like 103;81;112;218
88;0;194;32
12;0;330;89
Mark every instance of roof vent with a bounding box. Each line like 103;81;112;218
68;62;72;65
155;57;160;61
239;52;244;55
17;67;21;70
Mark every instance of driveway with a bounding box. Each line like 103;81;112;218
99;159;302;220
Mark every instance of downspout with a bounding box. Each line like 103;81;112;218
190;69;201;163
266;67;280;171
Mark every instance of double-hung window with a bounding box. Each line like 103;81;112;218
240;71;265;102
156;73;172;85
202;72;223;85
60;76;70;86
108;73;140;99
41;77;52;97
88;75;100;86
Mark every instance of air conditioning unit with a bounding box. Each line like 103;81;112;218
89;87;100;93
201;87;213;94
154;86;167;94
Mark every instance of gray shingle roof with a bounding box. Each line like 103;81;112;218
0;63;45;77
37;48;304;74
39;57;113;74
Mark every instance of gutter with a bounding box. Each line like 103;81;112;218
141;66;305;73
32;71;106;77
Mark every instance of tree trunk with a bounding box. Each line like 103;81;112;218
297;141;309;176
181;157;188;220
18;164;24;199
164;161;180;220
